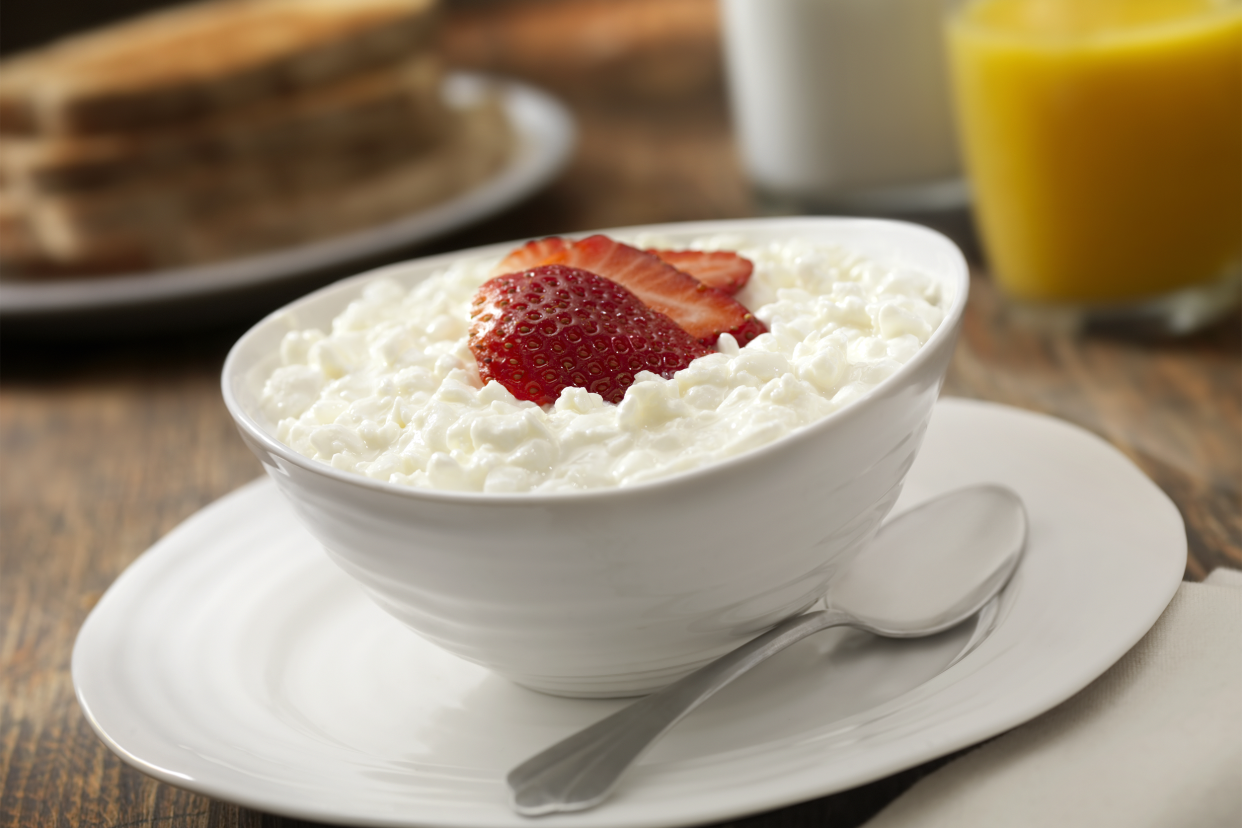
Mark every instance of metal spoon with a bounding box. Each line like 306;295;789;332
508;484;1028;816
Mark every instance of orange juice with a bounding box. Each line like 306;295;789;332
948;0;1242;304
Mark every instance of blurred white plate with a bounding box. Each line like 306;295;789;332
71;399;1184;827
0;74;574;333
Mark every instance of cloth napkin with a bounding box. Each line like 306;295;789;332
863;569;1242;828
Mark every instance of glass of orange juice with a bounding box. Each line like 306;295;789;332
947;0;1241;333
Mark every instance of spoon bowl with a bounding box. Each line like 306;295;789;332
508;484;1028;816
830;485;1028;635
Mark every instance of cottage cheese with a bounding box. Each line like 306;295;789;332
261;235;946;493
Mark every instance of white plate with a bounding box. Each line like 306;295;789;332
0;74;574;332
72;398;1185;827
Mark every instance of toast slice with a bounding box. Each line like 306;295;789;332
0;0;438;137
0;190;43;268
3;92;511;272
0;188;151;276
1;55;447;195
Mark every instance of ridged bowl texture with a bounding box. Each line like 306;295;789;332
222;217;969;697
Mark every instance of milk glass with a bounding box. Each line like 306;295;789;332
720;0;964;214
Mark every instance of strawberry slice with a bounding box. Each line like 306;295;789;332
492;235;766;346
491;237;568;277
469;265;713;405
552;236;766;346
646;249;753;294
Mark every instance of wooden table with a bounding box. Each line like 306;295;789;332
2;1;1238;826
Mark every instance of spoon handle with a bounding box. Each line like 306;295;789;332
508;608;853;816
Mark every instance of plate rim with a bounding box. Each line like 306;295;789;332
70;397;1187;828
0;72;576;318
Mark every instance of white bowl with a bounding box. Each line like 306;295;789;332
222;217;969;697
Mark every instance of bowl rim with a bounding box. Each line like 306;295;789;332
222;215;969;504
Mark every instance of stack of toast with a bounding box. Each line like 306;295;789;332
0;0;512;277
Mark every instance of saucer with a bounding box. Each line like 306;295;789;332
72;398;1185;827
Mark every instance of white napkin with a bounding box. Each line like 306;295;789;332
863;569;1242;828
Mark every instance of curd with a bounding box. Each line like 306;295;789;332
261;236;946;493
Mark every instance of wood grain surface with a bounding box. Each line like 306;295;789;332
1;1;1238;827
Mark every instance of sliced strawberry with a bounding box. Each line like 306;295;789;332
469;265;713;405
492;234;766;346
490;237;569;277
646;249;753;294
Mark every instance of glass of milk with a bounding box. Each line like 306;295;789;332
720;0;964;214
